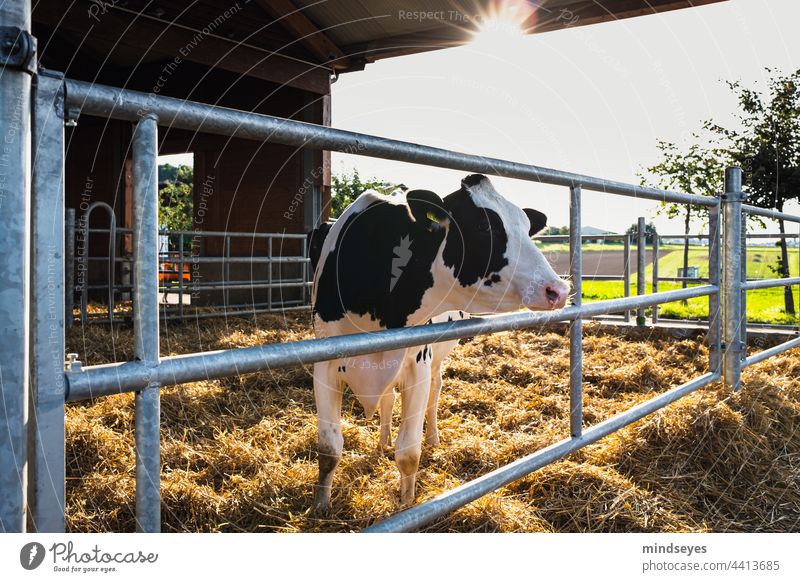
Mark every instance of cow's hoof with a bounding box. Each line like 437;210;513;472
313;489;332;516
425;435;440;448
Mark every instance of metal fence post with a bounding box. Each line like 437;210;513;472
132;115;161;532
708;201;721;373
224;235;231;307
623;234;631;322
569;185;583;438
651;230;659;324
0;0;33;533
65;208;75;329
722;167;743;391
178;232;184;319
29;71;66;532
740;210;747;359
637;216;646;326
268;236;273;310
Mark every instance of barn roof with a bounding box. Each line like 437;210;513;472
33;0;727;94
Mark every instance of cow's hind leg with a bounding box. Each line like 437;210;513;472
395;350;432;507
378;388;395;453
314;361;344;514
425;365;443;447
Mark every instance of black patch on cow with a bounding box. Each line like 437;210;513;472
442;187;509;287
447;315;453;322
484;273;502;287
416;349;423;363
524;208;547;236
307;223;333;272
313;194;446;329
461;174;487;188
458;310;464;317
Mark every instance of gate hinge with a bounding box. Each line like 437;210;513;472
0;26;37;75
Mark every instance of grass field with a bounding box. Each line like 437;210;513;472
575;244;800;325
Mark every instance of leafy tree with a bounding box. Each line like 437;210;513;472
639;139;722;289
158;163;193;235
542;226;569;235
626;221;658;244
330;168;396;219
706;68;800;314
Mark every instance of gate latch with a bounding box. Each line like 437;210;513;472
0;26;37;75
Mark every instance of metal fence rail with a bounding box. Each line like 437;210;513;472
3;57;799;534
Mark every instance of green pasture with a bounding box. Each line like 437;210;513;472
576;244;800;325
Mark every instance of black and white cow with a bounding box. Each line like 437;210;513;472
310;174;569;511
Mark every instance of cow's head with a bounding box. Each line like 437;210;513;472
412;174;570;313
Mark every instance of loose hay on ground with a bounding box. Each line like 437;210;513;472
65;314;800;532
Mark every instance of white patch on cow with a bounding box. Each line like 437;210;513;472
428;176;569;314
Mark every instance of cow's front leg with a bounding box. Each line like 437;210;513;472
313;361;344;514
395;348;432;507
378;388;395;453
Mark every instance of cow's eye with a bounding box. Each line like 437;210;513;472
477;220;491;232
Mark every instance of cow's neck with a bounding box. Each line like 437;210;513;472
405;245;477;326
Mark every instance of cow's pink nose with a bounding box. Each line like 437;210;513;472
545;282;569;309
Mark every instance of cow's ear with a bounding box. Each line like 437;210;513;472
407;189;448;231
524;208;547;236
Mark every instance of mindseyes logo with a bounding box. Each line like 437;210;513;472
20;542;46;570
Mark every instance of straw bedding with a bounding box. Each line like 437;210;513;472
64;312;800;532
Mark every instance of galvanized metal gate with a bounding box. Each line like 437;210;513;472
2;2;800;534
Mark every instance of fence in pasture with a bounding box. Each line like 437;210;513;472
3;21;800;533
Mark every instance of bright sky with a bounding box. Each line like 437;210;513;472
330;0;800;235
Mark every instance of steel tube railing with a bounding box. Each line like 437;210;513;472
652;234;659;324
708;204;721;373
64;285;717;402
131;115;161;532
79;201;116;324
65;208;76;329
569;185;582;438
623;235;631;322
743;337;800;368
64;79;716;207
742;204;800;224
0;0;33;533
722;168;744;391
29;71;67;532
364;371;720;532
637;217;646;325
742;277;800;290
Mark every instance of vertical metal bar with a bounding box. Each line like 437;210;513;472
224;235;231;307
132;115;160;532
107;213;116;324
29;72;65;532
740;210;747;360
623;234;631;322
651;231;659;324
80;212;88;325
302;235;308;306
65;208;75;329
722;167;743;391
178;232;184;319
569;185;582;438
0;0;33;533
636;216;646;326
268;236;273;310
708;203;721;373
